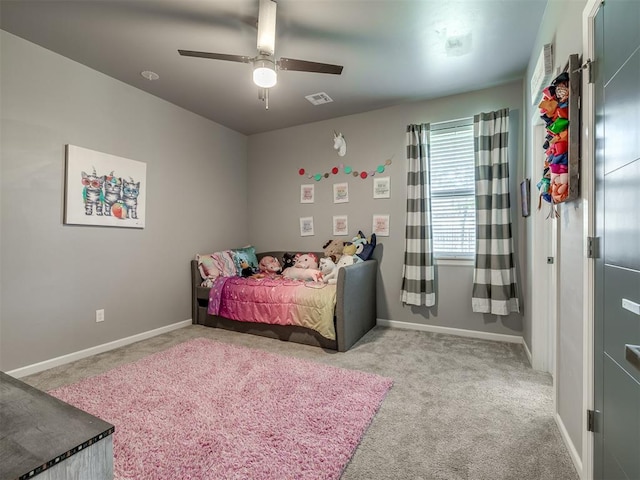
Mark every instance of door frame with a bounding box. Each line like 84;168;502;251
581;0;600;478
530;124;558;379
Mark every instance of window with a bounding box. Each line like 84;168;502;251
429;119;475;258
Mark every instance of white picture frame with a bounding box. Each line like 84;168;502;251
332;215;349;236
300;184;315;203
300;216;315;236
372;214;390;237
333;182;349;203
373;176;391;199
64;144;146;228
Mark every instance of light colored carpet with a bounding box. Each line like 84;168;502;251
23;325;579;480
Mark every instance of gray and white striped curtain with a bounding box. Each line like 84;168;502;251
471;109;519;315
401;124;435;307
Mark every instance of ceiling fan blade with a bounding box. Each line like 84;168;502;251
257;0;277;55
178;50;252;64
277;58;343;75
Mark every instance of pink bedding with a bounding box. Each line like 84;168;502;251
207;276;337;340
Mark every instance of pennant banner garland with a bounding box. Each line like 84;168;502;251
299;158;393;181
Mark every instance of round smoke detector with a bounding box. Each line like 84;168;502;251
141;70;159;81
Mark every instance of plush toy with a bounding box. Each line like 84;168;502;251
282;266;323;281
239;259;254;277
324;255;356;284
342;242;357;256
293;253;319;269
322;239;345;261
319;256;337;277
281;252;322;281
349;231;377;261
253;255;281;278
282;252;297;270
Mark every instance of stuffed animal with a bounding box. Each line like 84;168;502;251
319;256;337;276
324;255;356;284
252;255;281;278
358;233;376;261
282;266;323;282
281;252;297;270
282;253;322;281
348;231;377;261
239;259;254;277
322;239;345;261
342;242;357;256
293;253;319;269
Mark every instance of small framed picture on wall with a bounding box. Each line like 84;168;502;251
332;215;349;236
372;214;390;237
373;176;391;199
300;184;314;204
300;216;314;236
333;182;349;203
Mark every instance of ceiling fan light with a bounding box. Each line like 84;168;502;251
253;59;277;88
257;0;277;55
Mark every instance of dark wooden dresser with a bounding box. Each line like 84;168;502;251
0;371;114;480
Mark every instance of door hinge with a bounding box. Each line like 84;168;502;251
587;236;600;258
587;409;595;432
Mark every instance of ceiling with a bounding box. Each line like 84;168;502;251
0;0;547;135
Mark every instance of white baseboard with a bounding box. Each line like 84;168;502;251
376;318;524;344
6;320;192;379
555;412;584;478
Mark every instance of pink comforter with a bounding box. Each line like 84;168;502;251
208;276;337;340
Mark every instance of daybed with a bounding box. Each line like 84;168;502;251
191;250;377;352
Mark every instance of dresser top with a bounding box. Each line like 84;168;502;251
0;371;114;480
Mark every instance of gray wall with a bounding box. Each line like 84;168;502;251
0;32;249;371
248;81;526;336
523;0;588;459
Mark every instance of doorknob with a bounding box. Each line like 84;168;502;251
626;344;640;370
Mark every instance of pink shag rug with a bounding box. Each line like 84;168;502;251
49;338;392;480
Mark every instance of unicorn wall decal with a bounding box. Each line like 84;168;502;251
333;131;347;157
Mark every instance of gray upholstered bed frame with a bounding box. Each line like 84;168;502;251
191;251;377;352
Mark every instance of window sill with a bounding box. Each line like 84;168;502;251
435;257;474;267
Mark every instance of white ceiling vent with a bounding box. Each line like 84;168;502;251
305;92;333;105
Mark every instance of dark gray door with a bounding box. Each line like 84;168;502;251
593;1;640;479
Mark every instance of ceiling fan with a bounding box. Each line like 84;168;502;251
178;0;344;109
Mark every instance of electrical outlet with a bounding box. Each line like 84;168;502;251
96;309;105;323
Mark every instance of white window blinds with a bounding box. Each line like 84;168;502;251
429;119;476;257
